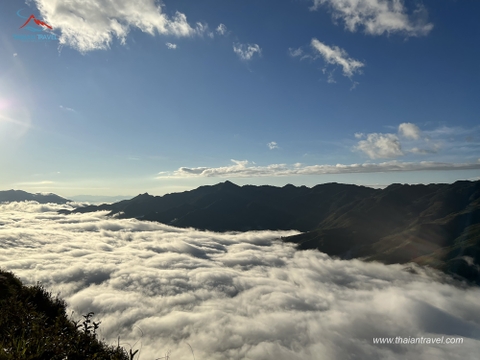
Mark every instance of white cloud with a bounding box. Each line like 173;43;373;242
59;105;75;112
165;42;177;49
311;39;364;78
288;47;304;57
350;80;359;90
267;141;279;150
233;43;262;61
354;132;365;139
399;122;421;140
194;22;211;37
325;68;337;83
1;203;480;360
355;123;445;159
157;159;480;178
357;133;403;159
311;0;433;37
32;0;207;52
290;40;362;83
216;23;227;35
13;53;18;57
409;147;437;155
15;180;56;186
424;125;478;138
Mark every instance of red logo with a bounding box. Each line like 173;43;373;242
19;14;52;30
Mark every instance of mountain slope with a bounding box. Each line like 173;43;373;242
69;181;376;232
0;190;70;204
65;180;480;283
286;181;480;283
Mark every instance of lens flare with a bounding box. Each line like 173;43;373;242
0;106;32;140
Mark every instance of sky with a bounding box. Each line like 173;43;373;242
1;0;479;197
1;201;480;359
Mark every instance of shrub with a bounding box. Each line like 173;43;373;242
0;269;131;360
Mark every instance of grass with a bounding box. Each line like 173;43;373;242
0;269;134;360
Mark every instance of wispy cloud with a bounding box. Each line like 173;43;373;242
409;147;438;155
310;0;433;37
311;39;364;78
291;39;364;83
288;47;304;58
194;22;213;38
267;141;279;150
1;203;479;359
354;132;364;139
59;105;76;112
233;43;262;61
424;125;479;138
157;159;480;178
34;0;209;52
216;23;227;36
165;42;177;49
15;180;56;186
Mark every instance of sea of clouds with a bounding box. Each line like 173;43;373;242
1;201;480;359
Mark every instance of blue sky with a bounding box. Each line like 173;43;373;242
0;0;479;197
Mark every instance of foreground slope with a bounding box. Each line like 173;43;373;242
0;269;130;359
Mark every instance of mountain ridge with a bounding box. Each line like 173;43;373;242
65;180;480;283
0;190;70;204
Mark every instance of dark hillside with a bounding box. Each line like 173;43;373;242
65;180;480;283
0;269;130;359
0;190;70;204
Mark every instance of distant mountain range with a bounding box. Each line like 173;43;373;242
4;182;479;284
0;190;70;204
64;180;480;284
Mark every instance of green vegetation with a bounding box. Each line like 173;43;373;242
0;269;134;360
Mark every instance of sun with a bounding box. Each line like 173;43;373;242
0;99;32;140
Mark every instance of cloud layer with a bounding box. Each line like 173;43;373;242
1;202;480;359
33;0;207;52
157;159;480;178
311;0;433;36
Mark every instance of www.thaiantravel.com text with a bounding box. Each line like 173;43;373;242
373;336;464;345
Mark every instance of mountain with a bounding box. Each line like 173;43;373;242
0;190;70;204
286;181;480;284
65;180;480;283
68;181;376;232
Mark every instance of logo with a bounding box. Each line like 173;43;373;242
13;9;57;42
